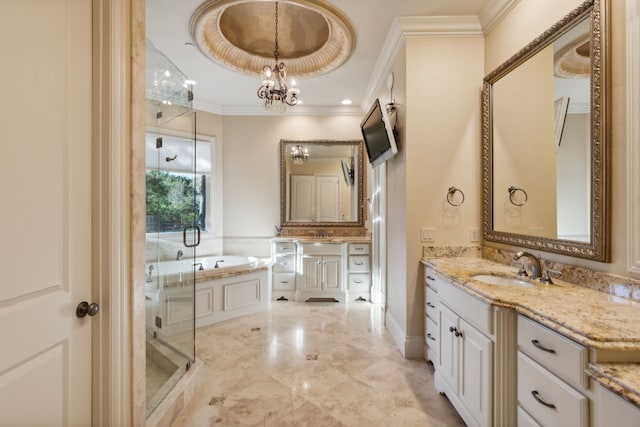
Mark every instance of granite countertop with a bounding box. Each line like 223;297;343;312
587;363;640;408
195;259;271;283
421;257;640;352
422;256;640;409
272;236;371;244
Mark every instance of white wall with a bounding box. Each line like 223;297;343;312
221;115;362;255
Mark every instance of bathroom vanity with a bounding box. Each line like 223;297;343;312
271;238;371;302
422;257;640;427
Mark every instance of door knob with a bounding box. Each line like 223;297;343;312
76;301;100;318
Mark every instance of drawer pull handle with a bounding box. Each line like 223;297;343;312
427;302;436;308
354;261;364;265
280;281;289;284
354;280;363;284
427;333;436;341
531;390;556;409
426;275;436;281
531;339;556;354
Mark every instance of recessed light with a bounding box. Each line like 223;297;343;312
341;99;352;105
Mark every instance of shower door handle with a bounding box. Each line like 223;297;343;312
183;225;201;248
76;301;100;318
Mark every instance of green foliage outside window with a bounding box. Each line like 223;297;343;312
146;170;206;233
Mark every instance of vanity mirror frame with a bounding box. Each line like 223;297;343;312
280;139;365;228
482;0;610;261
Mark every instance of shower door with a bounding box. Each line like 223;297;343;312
144;38;198;417
144;115;200;415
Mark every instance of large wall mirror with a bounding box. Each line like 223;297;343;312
280;139;364;228
482;0;610;261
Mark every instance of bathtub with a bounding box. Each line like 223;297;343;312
146;255;271;333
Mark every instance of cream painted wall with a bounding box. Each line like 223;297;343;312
485;0;636;278
405;36;484;348
221;115;362;238
384;35;484;357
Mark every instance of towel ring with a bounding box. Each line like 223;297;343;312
508;186;528;206
446;186;465;207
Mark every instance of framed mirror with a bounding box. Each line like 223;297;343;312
482;0;610;261
280;139;364;228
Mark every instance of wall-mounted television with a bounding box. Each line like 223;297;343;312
360;98;398;168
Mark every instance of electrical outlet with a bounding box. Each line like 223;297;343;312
421;228;435;243
470;227;479;242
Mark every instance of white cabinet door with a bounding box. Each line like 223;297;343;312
302;256;341;292
460;318;493;427
301;256;322;291
323;256;342;290
438;304;459;394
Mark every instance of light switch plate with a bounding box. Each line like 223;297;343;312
421;228;435;243
470;227;479;242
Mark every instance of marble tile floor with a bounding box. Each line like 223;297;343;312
171;301;465;426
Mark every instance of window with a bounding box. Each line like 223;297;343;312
145;132;212;234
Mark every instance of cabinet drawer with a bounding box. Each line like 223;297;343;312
425;286;438;322
424;267;441;292
439;279;491;336
348;255;370;272
301;243;342;255
348;274;370;291
426;315;438;345
274;242;296;254
517;406;541;427
273;273;295;291
273;254;295;272
425;315;438;363
348;243;370;255
518;315;588;389
518;352;588;427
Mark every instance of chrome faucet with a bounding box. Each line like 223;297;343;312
214;260;225;268
176;249;184;260
513;251;542;279
193;262;204;271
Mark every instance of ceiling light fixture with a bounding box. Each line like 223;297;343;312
257;2;300;110
290;145;309;165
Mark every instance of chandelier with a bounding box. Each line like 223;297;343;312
290;145;309;165
257;2;300;110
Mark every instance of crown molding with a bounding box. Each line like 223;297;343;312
362;15;483;111
193;100;362;116
479;0;522;33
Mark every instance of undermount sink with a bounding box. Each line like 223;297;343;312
470;274;536;288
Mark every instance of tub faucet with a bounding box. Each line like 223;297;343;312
214;260;225;268
193;262;204;271
513;251;542;279
176;250;184;260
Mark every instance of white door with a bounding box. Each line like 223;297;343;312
438;304;459;394
301;256;322;291
0;1;93;425
316;175;340;221
290;175;315;221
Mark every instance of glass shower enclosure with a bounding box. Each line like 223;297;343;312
144;38;199;417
